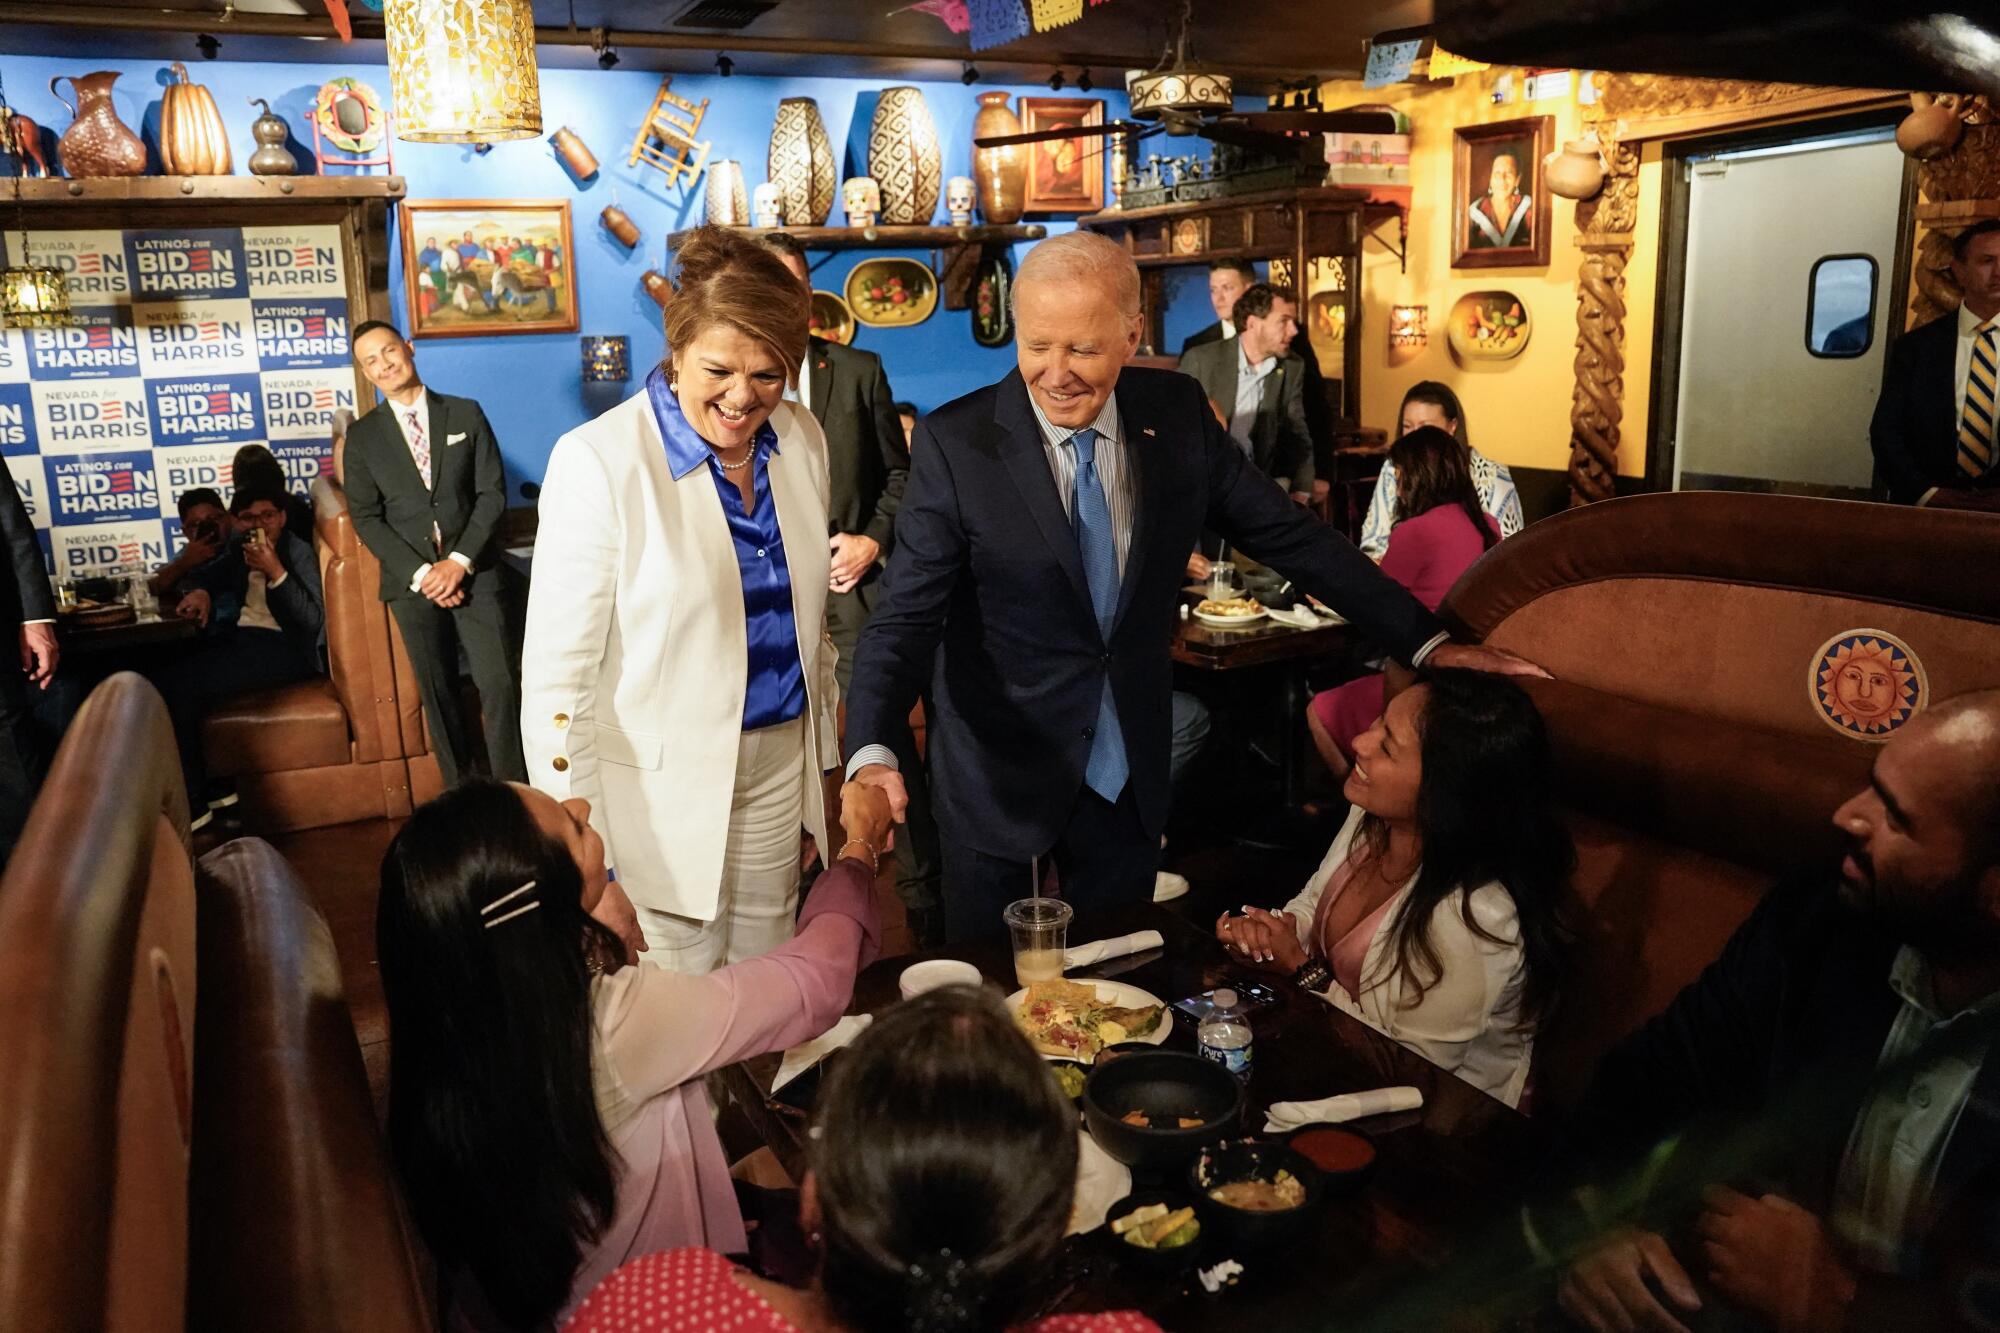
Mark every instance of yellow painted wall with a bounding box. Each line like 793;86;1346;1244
1323;69;1655;477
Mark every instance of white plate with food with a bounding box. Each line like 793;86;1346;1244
1010;978;1170;1062
1068;1129;1132;1235
1193;596;1267;628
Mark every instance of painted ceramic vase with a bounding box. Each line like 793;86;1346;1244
768;97;836;226
867;86;942;225
705;159;749;226
946;175;976;225
971;91;1026;225
842;176;881;228
50;71;147;178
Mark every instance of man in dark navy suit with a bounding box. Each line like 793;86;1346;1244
1871;220;2000;507
842;231;1542;940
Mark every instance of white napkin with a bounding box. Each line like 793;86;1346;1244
1264;604;1321;630
1262;1085;1423;1132
1064;930;1165;970
773;1014;871;1092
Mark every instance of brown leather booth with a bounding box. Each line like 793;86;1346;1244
0;674;429;1332
1442;493;2000;1111
203;477;441;832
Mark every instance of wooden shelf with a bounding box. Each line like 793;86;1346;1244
667;223;1046;251
13;175;406;204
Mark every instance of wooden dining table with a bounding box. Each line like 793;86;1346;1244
712;902;1549;1331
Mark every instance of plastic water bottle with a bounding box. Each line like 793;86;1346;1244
1198;987;1253;1083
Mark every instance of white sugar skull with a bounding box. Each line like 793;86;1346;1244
946;175;976;225
753;182;783;228
842;175;881;227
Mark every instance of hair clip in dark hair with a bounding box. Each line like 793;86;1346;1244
480;879;540;930
904;1247;978;1332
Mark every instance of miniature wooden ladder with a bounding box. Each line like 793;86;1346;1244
628;76;712;188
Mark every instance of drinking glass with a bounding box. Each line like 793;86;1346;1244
1207;559;1239;601
53;577;77;614
1004;897;1072;988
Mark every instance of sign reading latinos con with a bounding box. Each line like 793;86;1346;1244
0;225;350;577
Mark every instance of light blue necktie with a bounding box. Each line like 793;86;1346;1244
1070;427;1128;802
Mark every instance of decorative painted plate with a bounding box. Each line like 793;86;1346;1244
973;249;1013;348
1809;628;1927;740
846;257;937;328
1447;290;1531;361
808;289;854;346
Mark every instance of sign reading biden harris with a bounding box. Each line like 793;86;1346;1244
0;225;355;576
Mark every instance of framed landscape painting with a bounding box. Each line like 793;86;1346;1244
400;198;579;338
1020;97;1106;214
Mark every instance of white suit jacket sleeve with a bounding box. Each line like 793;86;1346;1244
521;432;623;867
1358;460;1396;559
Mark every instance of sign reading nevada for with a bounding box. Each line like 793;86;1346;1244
27;306;141;381
149;373;265;447
261;367;358;439
136;300;258;378
243;225;345;298
0;383;35;455
155;441;242;510
48;450;161;524
54;517;169;576
20;230;132;304
127;228;249;301
31;379;151;452
253;298;350;369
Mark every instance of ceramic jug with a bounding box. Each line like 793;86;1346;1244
50;71;147;178
1543;135;1607;200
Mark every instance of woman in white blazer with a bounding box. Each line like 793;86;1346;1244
1214;670;1572;1108
522;227;857;972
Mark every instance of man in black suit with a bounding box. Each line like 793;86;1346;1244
1183;258;1337;484
344;320;524;785
1177;283;1315;498
1871;220;2000;506
1554;690;2000;1333
0;453;55;863
843;232;1539;939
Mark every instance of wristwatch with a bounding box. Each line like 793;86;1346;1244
1291;958;1333;994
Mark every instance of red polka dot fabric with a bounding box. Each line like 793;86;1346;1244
561;1248;1165;1333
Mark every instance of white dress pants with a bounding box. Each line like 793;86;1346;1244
637;715;806;973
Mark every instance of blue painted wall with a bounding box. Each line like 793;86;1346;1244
1;50;1229;485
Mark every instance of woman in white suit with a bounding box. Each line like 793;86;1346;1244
523;227;855;972
1212;670;1572;1108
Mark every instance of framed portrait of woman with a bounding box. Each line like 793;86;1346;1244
1451;117;1553;270
1020;97;1106;213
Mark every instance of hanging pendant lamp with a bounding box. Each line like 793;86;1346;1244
384;0;543;143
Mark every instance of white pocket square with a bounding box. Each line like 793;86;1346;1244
446;431;467;444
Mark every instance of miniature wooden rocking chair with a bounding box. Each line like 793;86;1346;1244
628;76;712;188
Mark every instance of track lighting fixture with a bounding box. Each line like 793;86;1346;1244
195;32;220;60
593;27;618;69
716;53;734;77
961;62;979;85
1048;69;1065;91
1077;69;1093;92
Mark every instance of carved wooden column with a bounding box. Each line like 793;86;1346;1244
1906;100;2000;328
1566;135;1639;505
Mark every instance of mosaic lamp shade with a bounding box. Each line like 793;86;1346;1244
1;226;72;331
385;0;543;143
580;335;630;383
1389;304;1427;348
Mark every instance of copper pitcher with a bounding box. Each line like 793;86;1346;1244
51;71;147;178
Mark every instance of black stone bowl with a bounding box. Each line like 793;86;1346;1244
1188;1138;1325;1253
1082;1050;1244;1172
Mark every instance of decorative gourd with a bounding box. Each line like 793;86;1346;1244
246;98;297;175
160;62;232;175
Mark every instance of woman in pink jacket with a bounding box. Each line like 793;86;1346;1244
1308;425;1502;779
376;776;890;1332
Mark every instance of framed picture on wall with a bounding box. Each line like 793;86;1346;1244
1020;97;1106;213
1451;117;1553;270
400;198;579;338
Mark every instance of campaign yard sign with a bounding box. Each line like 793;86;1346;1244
0;224;350;574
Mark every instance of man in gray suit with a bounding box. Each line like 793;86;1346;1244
344;320;524;786
1176;283;1315;502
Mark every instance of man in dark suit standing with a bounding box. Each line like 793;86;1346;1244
1183;258;1337;484
1177;283;1315;498
0;453;55;863
344;320;524;785
843;232;1540;939
1871;220;2000;507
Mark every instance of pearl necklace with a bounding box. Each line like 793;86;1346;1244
713;448;752;473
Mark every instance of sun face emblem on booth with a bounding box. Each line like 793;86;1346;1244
1810;630;1926;739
